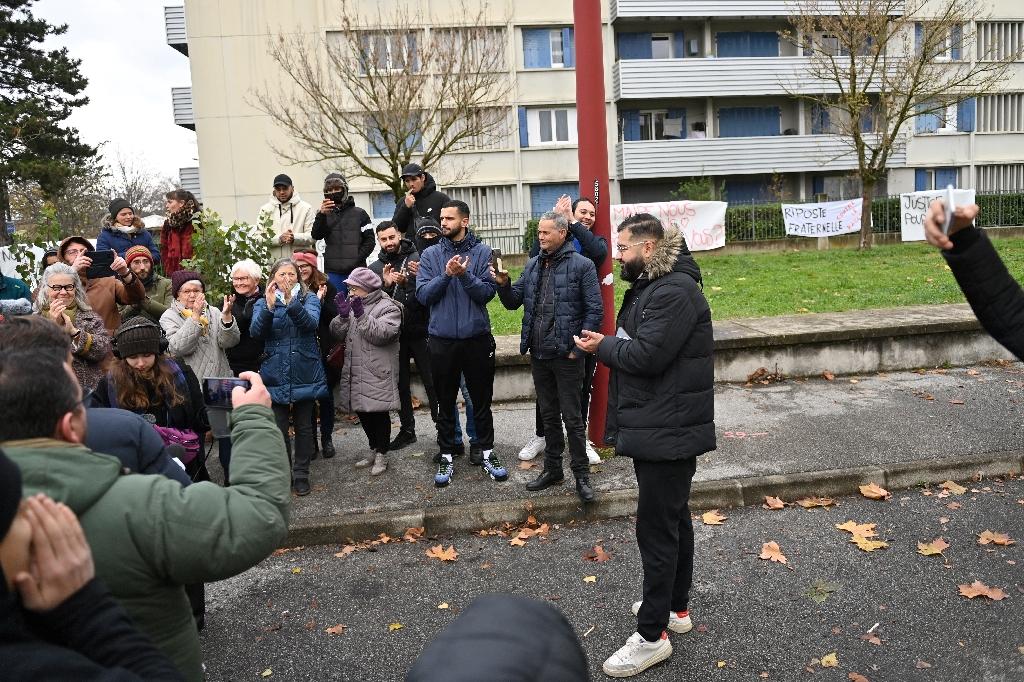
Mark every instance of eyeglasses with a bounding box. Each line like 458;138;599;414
616;241;651;254
48;283;76;293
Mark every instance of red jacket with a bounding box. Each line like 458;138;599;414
160;221;195;275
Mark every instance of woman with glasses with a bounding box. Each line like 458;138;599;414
225;259;266;377
34;263;112;391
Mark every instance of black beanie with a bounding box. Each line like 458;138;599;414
0;448;22;541
114;317;163;359
108;198;134;220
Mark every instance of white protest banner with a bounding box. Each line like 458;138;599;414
781;198;862;238
609;200;727;255
900;188;975;242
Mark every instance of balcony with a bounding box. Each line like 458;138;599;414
171;87;194;130
179;167;201;201
164;6;187;56
616;134;907;179
610;0;904;20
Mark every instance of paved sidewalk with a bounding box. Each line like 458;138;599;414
208;362;1024;541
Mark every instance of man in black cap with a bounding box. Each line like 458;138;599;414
260;173;316;261
393;163;451;240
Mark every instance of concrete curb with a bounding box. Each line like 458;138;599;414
283;450;1024;547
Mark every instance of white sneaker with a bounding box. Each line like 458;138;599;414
518;435;545;461
631;601;693;634
602;631;672;678
586;440;601;464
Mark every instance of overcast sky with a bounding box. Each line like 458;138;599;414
35;0;197;182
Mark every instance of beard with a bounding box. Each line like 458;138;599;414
620;258;646;282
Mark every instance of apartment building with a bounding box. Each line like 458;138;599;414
165;0;1024;230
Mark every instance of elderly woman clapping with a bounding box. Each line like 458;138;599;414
225;259;266;377
35;262;112;391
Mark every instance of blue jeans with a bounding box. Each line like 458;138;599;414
452;375;478;445
327;272;349;298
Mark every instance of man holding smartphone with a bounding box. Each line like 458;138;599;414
416;200;506;487
58;236;145;333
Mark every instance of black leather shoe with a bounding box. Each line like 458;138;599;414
469;444;483;466
526;469;565;492
293;479;311;496
321;440;336;459
576;476;595;503
389;429;417;451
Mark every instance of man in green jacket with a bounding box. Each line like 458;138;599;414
0;320;291;682
119;245;173;323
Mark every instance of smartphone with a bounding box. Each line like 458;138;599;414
203;377;251;408
85;249;117;279
942;185;956;235
490;248;504;273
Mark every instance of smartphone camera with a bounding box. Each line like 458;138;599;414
203;377;251;408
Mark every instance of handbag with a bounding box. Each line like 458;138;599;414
153;425;202;464
326;343;346;371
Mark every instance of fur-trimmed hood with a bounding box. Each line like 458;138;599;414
101;215;146;233
644;226;703;286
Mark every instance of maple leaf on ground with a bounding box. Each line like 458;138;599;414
403;527;425;543
947;501;962;510
820;653;839;668
701;509;728;525
759;541;788;564
388;622;404;632
978;530;1016;546
848;674;869;682
509;537;527;547
324;624;346;636
940;480;968;495
836;521;878;538
518;460;536;470
425;544;458;561
334;545;356;558
796;496;836;509
917;537;950;556
851;536;888;552
859;632;882;646
584;545;613;562
958;580;1007;600
804;580;839;604
291;567;302;574
859;483;891;500
763;496;786;510
583;575;597;583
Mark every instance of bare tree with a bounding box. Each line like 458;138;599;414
9;154;108;239
784;0;1023;248
106;150;176;217
252;0;514;200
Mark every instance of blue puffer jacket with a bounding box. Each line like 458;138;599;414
95;221;162;265
415;231;496;340
498;239;603;357
250;292;328;404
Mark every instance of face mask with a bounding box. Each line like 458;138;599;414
326;190;347;206
620;258;646;283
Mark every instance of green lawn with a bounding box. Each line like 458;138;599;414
486;238;1024;336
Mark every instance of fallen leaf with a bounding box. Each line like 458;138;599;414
304;619;316;631
941;480;967;495
796;496;836;509
716;660;726;668
437;602;449;610
836;521;878;538
949;399;965;405
822;371;835;381
821;652;839;668
584;545;613;562
804;580;839;604
848;673;870;682
480;562;493;569
759;541;788;564
851;536;888;552
261;669;273;678
518;460;536;470
388;622;404;632
849;378;859;384
324;624;346;636
947;501;962;510
509;537;527;547
859;482;891;500
958;580;1007;600
701;509;728;525
967;368;980;376
334;545;356;558
424;544;458;561
291;567;302;574
918;537;950;556
403;527;425;542
373;533;392;545
763;496;786;510
916;660;932;669
978;530;1015;546
859;632;882;646
583;575;597;583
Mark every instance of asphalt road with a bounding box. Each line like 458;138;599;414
198;477;1024;681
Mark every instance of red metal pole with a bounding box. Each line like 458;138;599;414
574;0;615;446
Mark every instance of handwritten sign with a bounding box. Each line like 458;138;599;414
781;198;862;237
900;188;975;242
609;201;727;254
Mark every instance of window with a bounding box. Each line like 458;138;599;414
716;32;779;58
447;107;510;151
434;27;507;72
530;183;577;217
651;34;672;59
355;32;419;73
367;114;424;156
978;22;1024;62
522;107;577;146
717;107;781;137
523;28;575;68
977;94;1024;132
915;168;960;191
915;101;973;134
447;185;519;215
617;31;686;60
371;192;397;220
623;109;686;141
914;23;963;61
977;164;1024;192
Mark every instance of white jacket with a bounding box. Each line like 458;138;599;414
259;192;316;261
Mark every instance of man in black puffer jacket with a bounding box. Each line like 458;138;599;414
392;163;450;239
369;220;437;449
311;173;374;296
495;211;602;503
575;212;715;678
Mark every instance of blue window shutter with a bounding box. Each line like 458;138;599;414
915;104;939;133
371;192;395;219
812;176;825;196
915;23;923;54
719;107;780;137
518;107;529;147
673;31;685;58
860;105;874;132
562;28;575;67
750;32;779;57
618;32;653;60
957;98;976;132
621;110;640;141
717;32;747;57
950;25;962;60
523;28;552;68
666;109;686;139
936;168;958;188
723;179;767;204
915;169;929;191
530;183;578;217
